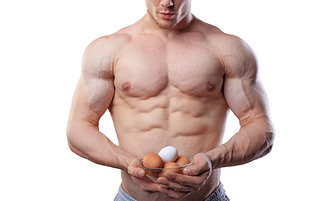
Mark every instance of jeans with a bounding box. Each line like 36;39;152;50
114;182;230;201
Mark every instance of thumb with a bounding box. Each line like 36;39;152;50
128;158;145;178
183;153;212;176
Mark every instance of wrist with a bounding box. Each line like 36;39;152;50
114;148;135;171
206;144;229;169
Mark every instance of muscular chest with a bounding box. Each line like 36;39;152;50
114;35;224;98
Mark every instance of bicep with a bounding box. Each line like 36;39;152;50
224;76;268;126
222;37;269;125
72;75;114;122
69;75;114;128
69;39;115;126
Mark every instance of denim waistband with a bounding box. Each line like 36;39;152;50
204;182;230;201
114;182;229;201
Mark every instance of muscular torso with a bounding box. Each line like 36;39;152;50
108;20;230;200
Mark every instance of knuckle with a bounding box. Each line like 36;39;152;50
129;168;136;176
194;179;205;188
127;167;133;175
193;167;201;175
168;182;182;191
180;180;189;186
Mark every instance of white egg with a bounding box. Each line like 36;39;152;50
158;146;179;163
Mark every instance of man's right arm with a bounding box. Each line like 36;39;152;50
67;35;168;193
66;36;133;171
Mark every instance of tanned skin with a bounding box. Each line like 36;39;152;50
67;0;275;200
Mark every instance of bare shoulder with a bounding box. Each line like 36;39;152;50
218;34;254;57
208;33;257;77
83;23;140;63
85;32;131;57
203;27;252;57
81;32;132;77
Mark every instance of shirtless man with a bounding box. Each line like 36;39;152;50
67;0;275;200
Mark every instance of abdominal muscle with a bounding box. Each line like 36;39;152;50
110;91;228;200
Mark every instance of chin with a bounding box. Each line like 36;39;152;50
158;23;176;30
156;19;178;30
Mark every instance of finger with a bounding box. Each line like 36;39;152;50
158;185;190;199
131;171;160;191
128;158;145;178
157;176;199;192
183;153;212;176
163;171;210;189
127;158;166;192
183;161;210;176
132;176;162;192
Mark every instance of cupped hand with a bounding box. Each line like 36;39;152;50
156;153;212;199
127;158;163;192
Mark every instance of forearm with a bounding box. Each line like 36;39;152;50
67;122;133;171
207;117;275;168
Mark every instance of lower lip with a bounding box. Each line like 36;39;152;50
159;13;175;19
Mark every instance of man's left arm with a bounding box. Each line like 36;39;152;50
206;36;275;168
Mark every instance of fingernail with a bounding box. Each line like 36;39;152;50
183;168;191;175
138;170;144;177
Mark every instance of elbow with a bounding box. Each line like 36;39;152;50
263;131;275;156
66;125;78;153
66;124;89;160
262;116;276;156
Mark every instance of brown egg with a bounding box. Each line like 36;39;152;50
175;155;190;166
142;153;164;168
160;162;180;176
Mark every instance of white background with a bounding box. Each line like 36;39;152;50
1;0;319;200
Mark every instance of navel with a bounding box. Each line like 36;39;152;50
121;82;131;92
206;81;216;92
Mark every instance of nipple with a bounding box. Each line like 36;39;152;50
121;82;131;92
206;81;216;92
